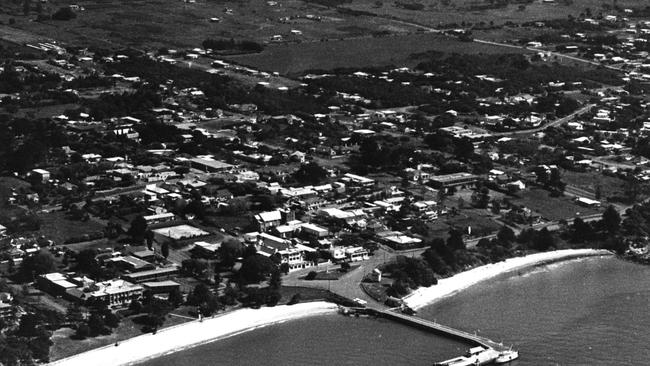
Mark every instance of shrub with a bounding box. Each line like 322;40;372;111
287;293;301;305
305;271;317;280
52;7;77;21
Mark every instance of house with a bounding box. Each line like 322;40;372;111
105;256;156;272
254;210;282;231
576;197;601;207
191;241;221;259
142;280;181;296
300;223;329;239
429;173;479;190
122;266;180;283
143;212;175;225
256;233;316;271
345;247;369;262
30;168;50;183
37;272;78;296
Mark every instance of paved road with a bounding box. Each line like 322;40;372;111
489;104;596;137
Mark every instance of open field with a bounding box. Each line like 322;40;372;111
225;32;530;75
37;211;105;245
512;187;601;221
343;0;644;29
0;0;416;50
561;169;626;200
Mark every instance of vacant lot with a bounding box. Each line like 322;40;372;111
225;33;529;75
37;211;105;245
513;188;601;221
562;169;626;200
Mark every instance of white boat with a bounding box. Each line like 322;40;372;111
494;350;519;364
434;346;499;366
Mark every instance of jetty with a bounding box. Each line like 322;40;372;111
339;306;518;364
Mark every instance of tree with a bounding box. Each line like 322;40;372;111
23;0;31;15
533;228;555;251
87;313;109;336
269;269;282;290
161;241;170;259
168;287;184;308
104;312;120;328
240;254;276;283
602;205;620;234
187;283;212;306
293;162;328;185
52;7;77;21
19;251;55;281
66;304;84;325
218;238;245;267
471;187;490;208
447;229;465;250
74;324;90;339
16;313;41;337
496;226;516;245
74;249;101;277
128;216;148;244
128;299;143;314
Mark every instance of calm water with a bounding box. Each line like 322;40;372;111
143;257;650;366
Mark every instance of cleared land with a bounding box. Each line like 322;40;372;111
37;211;105;245
343;0;643;29
225;33;529;75
512;188;601;221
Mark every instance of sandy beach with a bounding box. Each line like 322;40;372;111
403;248;613;310
48;301;339;366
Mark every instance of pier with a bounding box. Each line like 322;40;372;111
376;309;508;351
341;306;511;352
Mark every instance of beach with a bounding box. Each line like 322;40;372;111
50;249;613;365
48;301;339;366
403;248;613;310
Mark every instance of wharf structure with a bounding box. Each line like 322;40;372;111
340;306;517;363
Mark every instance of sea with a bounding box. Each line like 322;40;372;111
142;256;650;366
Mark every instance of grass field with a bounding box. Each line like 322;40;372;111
561;169;625;200
1;0;416;50
343;0;643;29
37;211;105;245
513;187;601;221
225;32;529;75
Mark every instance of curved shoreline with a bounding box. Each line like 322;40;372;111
48;301;339;366
49;249;613;365
402;248;614;310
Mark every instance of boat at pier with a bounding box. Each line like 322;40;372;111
434;346;500;366
494;349;519;364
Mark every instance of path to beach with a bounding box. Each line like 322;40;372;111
403;248;613;309
48;301;338;366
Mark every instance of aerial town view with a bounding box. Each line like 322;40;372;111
0;0;649;365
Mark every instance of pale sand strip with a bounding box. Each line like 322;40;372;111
49;301;339;366
403;249;613;310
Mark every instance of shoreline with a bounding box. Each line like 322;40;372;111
403;248;613;310
47;301;339;366
48;249;613;365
